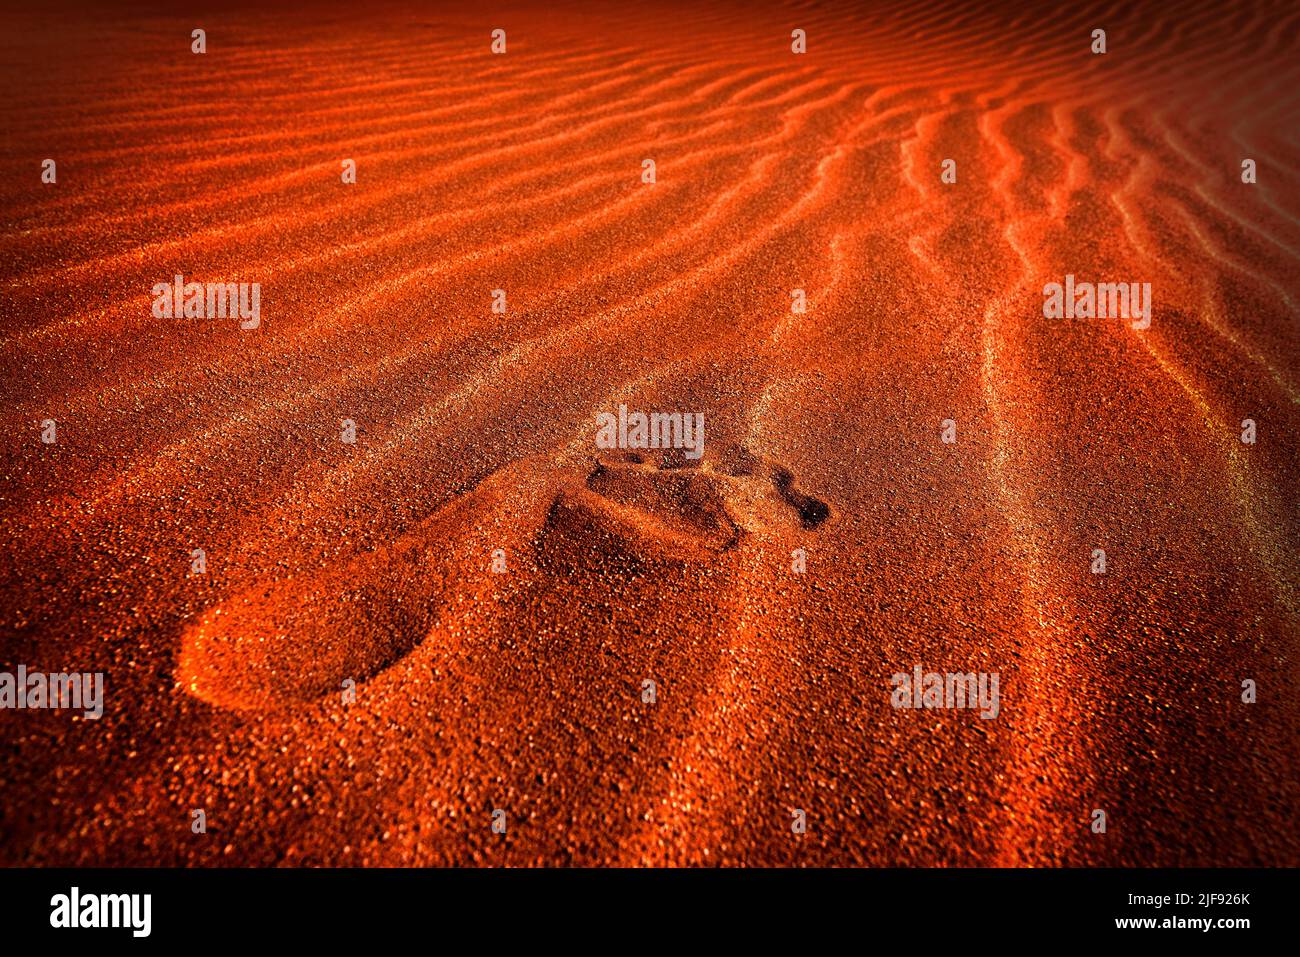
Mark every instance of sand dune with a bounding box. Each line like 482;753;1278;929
1;0;1298;866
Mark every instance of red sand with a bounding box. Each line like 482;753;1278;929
1;0;1298;866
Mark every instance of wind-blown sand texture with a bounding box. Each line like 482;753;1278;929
1;0;1298;865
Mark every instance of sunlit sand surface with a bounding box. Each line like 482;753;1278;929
1;0;1298;865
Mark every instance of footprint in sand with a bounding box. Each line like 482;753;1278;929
175;551;443;714
177;448;830;710
538;444;831;566
174;483;507;714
